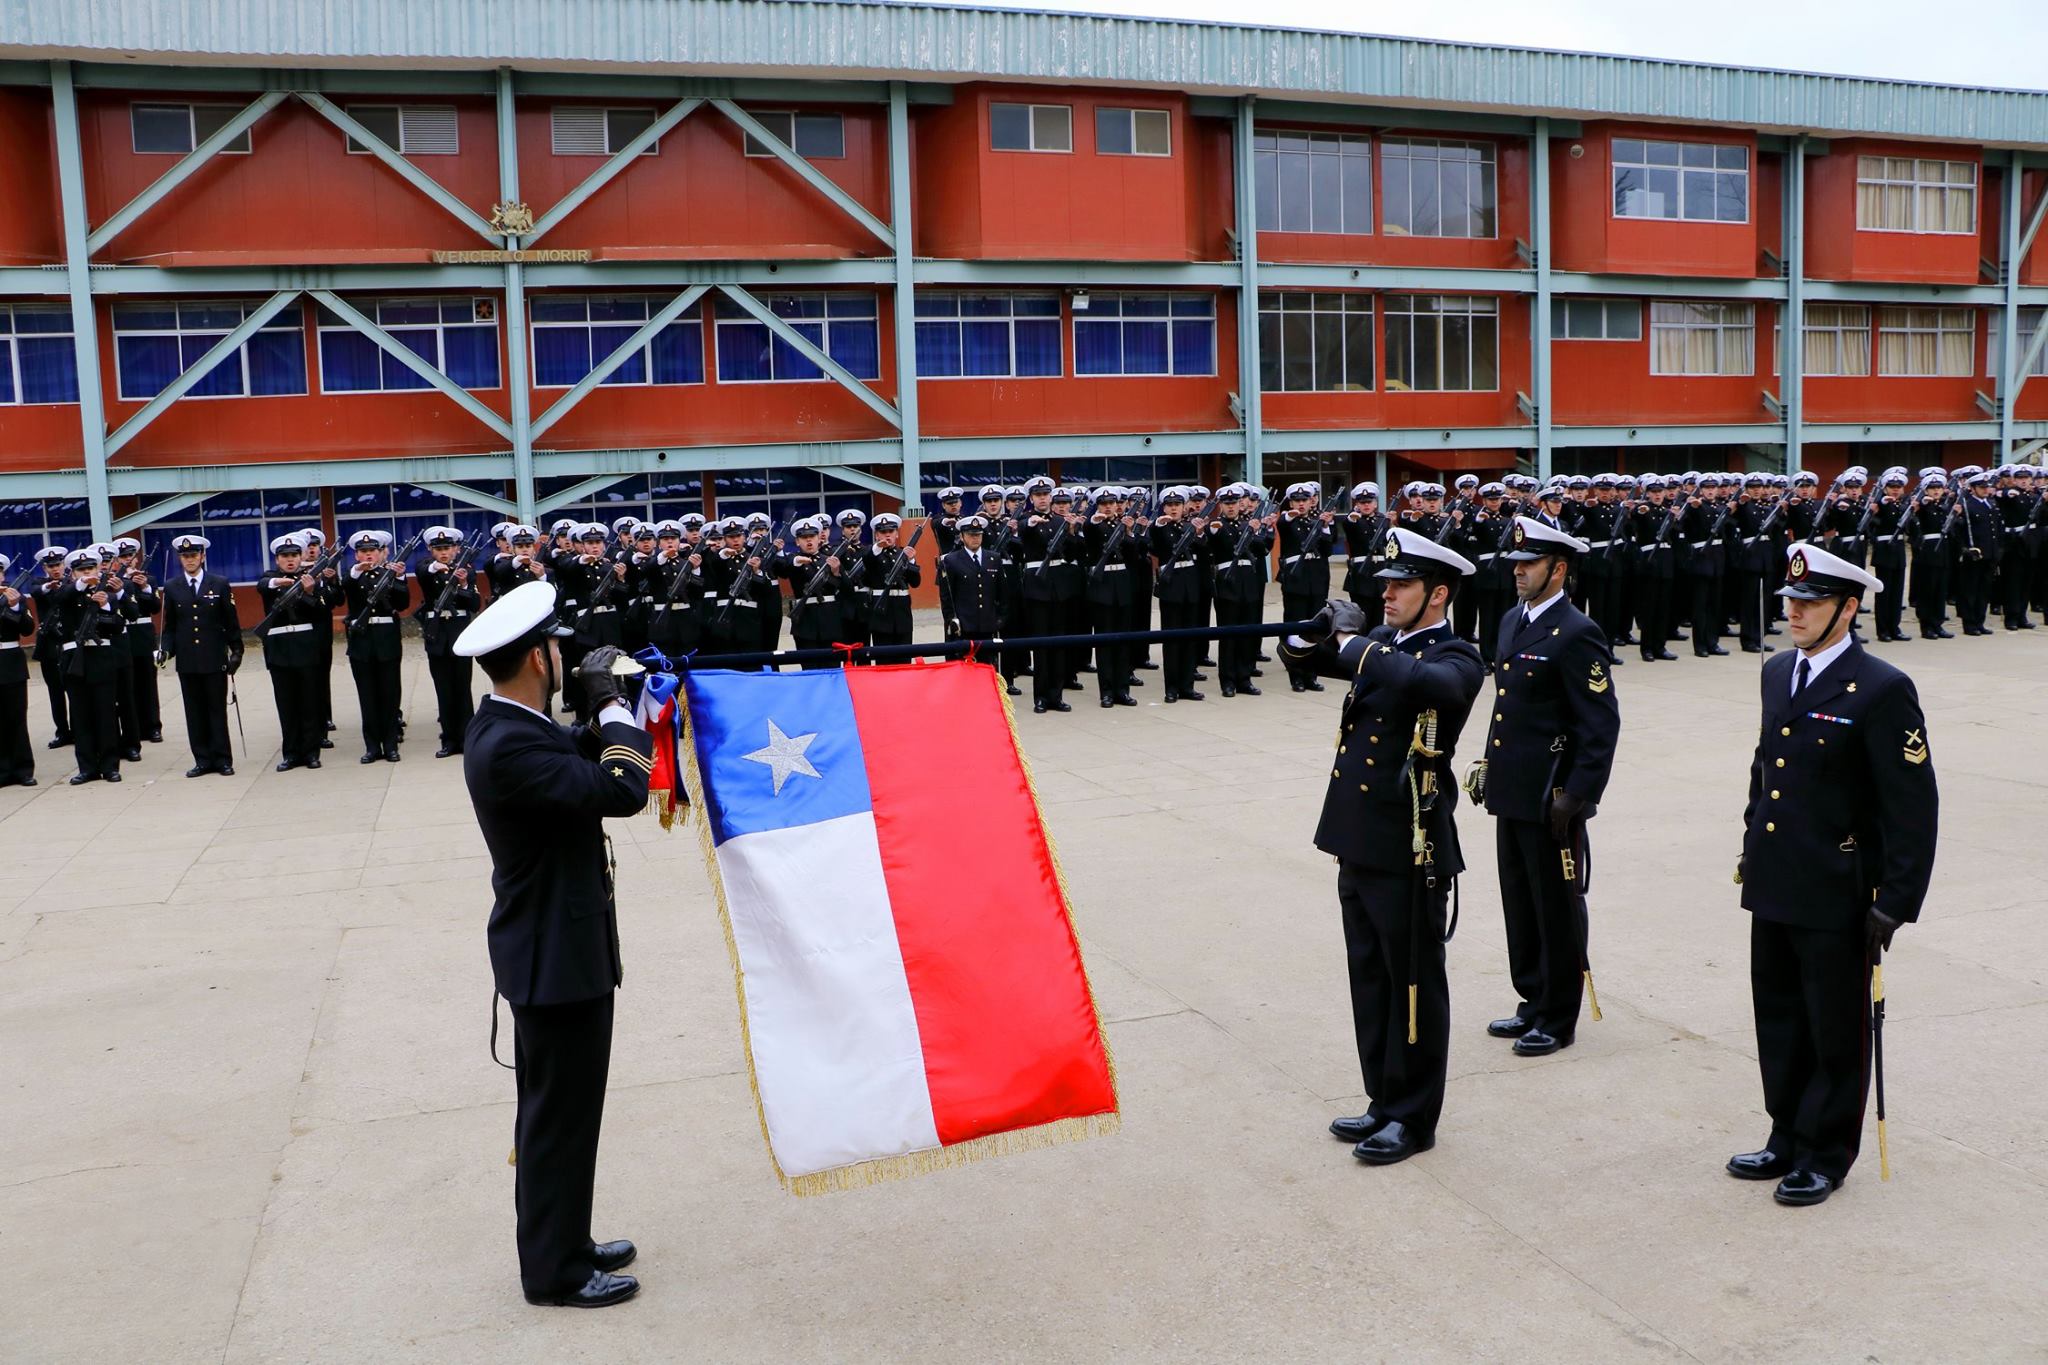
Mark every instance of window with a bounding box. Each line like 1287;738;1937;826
742;111;847;159
913;294;1062;378
1551;298;1642;341
1073;293;1216;377
1381;139;1496;238
1047;456;1201;508
990;104;1072;153
1801;304;1872;377
1612;139;1748;223
711;468;859;529
1383;295;1499;392
142;488;324;586
316;297;500;393
1989;308;2048;379
0;305;80;406
342;105;458;155
714;293;880;383
1856;157;1976;234
550;107;661;156
129;103;251;155
0;496;91;576
331;483;506;566
1252;130;1371;235
533;473;708;531
1096;108;1171;157
113;300;307;401
1648;302;1755;376
1258;292;1373;392
529;295;703;389
1877;307;1974;377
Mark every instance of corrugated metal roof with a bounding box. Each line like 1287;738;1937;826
6;0;2048;146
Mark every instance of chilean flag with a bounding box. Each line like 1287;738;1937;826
681;660;1119;1194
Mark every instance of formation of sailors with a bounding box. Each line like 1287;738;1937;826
0;458;2039;786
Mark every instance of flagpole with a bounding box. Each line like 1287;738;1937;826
648;619;1327;673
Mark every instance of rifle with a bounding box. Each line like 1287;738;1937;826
253;541;346;635
428;529;486;614
1029;507;1075;578
1157;496;1220;583
658;537;707;610
1087;493;1149;580
344;531;423;637
789;534;849;624
1228;490;1271;563
714;517;794;627
878;522;926;590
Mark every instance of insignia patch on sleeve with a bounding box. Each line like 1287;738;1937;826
1587;661;1609;694
1902;728;1929;765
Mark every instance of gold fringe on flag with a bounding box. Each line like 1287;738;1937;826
676;665;1123;1197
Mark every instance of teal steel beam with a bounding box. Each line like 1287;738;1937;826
0;61;52;87
1210;97;1579;139
495;67;537;522
823;464;906;499
1802;279;2001;306
918;260;1240;288
110;491;209;537
708;99;896;250
1551;423;1786;449
307;289;512;441
0;268;65;295
715;285;902;428
512;73;954;104
2019;162;2048;261
1808;420;2004;442
523;97;703;246
887;82;921;513
527;260;894;288
1260;262;1532;294
528;284;711;439
1532;117;1554;482
1784;141;1807;474
533;473;635;518
71;65;500;95
416;480;518;517
86;264;507;294
86;91;288;255
49;61;113;538
2002;161;2023;456
104;288;305;457
294;92;500;243
532;440;903;478
930;431;1240;459
1234;96;1264;490
1263;427;1528;453
1549;271;1781;301
2009;306;2048;401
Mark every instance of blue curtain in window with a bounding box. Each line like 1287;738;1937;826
961;321;1010;377
1171;321;1215;376
0;340;12;404
333;484;394;515
245;331;306;396
441;325;500;388
205;524;265;583
14;337;79;403
379;329;436;392
650;324;702;384
115;335;180;399
320;331;382;393
719;323;773;382
1014;320;1061;376
771;325;825;382
591;324;647;385
533;327;592;387
1122;321;1170;375
828;321;880;379
914;321;962;377
1074;320;1121;375
178;332;242;397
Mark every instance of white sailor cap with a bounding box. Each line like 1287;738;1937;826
677;512;707;530
1023;475;1055;493
1455;474;1480;490
35;545;68;565
1048;487;1075;503
1503;515;1590;560
172;534;210;553
958;514;990;532
1780;541;1882;599
610;515;638;533
1092;485;1119;503
66;549;100;570
1880;467;1909;486
1375;528;1476;580
1791;471;1821;486
791;516;826;536
490;521;514;539
1284;481;1313;499
1537;482;1565;499
980;484;1005;501
872;512;904;531
508;524;540;543
270;534;305;555
347;530;391;551
1400;481;1423;498
1480;481;1507;497
716;517;746;535
299;526;326;544
653;519;685;537
1004;486;1026;499
1840;465;1869;484
743;512;771;529
1159;487;1187;505
1351;481;1380;500
1188;484;1212;499
576;522;607;540
453;579;577;658
631;521;657;538
548;518;575;535
939;486;965;500
836;508;867;527
112;536;141;555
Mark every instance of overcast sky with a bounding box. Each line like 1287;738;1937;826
1010;0;2048;92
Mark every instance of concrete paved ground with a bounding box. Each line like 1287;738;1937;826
3;599;2044;1363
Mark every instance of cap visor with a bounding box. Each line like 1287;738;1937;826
1775;584;1836;600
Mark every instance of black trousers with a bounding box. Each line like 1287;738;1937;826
350;654;402;750
1495;816;1587;1038
1281;591;1321;683
1336;861;1450;1137
1088;598;1128;700
1911;552;1949;634
115;658;141;750
1451;583;1480;643
314;636;335;728
2002;553;2035;627
1872;561;1907;638
1158;598;1200;695
1215;596;1260;687
1750;916;1870;1183
1474;586;1508;664
65;669;119;778
428;653;475;750
1734;571;1766;650
1587;567;1625;642
40;651;70;739
511;992;615;1296
1636;573;1673;659
179;671;232;769
270;662;323;765
1954;557;1991;631
129;652;161;737
0;678;31;783
1689;573;1723;654
1024;598;1069;706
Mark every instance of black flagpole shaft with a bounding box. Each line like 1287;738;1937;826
664;619;1327;672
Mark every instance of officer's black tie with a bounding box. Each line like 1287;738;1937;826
1793;656;1810;699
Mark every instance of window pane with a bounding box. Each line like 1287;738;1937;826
1613;138;1644;164
440;326;498;388
1031;105;1071;152
1279;151;1311;232
1413;312;1440;390
1343;312;1372;390
607;107;657;152
718;323;772;381
794;114;845;159
915;320;962;377
1383;153;1411;235
1095;107;1132;156
1133;110;1171;156
1311;312;1344;391
532;326;592;387
1014;320;1061;376
346;106;401;154
827;320;880;379
1122;320;1170;374
321;329;383;391
178;333;241;397
990;103;1030;151
960;321;1010;376
1471;316;1499;389
245;331;306;396
1607;302;1641;340
1341;151;1371;234
591;325;646;385
1258;311;1284;391
650;321;703;384
1074;319;1120;374
131;105;192;154
379;329;437;391
1280;313;1312;390
1169;320;1212;376
1717;172;1748;222
1309;149;1341;234
1254;149;1280;231
190;105;252;153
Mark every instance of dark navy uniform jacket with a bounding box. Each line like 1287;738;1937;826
1741;641;1937;932
1281;621;1483;875
466;696;654;1007
161;571;241;673
1481;596;1620;825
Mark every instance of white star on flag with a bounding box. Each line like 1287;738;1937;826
743;718;822;795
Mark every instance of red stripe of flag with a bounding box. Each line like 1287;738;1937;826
845;661;1117;1145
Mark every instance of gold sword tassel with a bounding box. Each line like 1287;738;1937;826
1408;985;1418;1045
1585;970;1603;1023
1874;962;1891;1182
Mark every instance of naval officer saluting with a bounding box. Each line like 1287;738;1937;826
1730;542;1936;1206
456;581;656;1306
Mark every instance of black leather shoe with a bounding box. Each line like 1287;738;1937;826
1354;1120;1433;1166
360;752;381;764
185;765;210;779
124;747;142;761
1136;661;1159;670
217;766;234;777
1741;645;1763;654
1064;681;1084;692
69;772;97;785
1199;656;1217;667
1708;645;1730;656
48;735;71;749
1033;701;1047;714
147;729;163;743
435;745;456;758
305;758;321;770
1330;1113;1384;1143
1193;671;1209;682
1726;1149;1794;1181
1050;701;1071;713
103;771;122;783
1773;1170;1839;1206
1256;652;1272;662
591;1239;637;1273
1006;684;1023;697
384;745;401;762
1180;690;1205;701
1656;650;1679;661
524;1270;640;1308
1512;1028;1573;1056
1303;679;1324;691
1115;694;1137;707
319;737;334;749
1290;680;1306;693
1934;628;1954;639
13;777;35;788
1249;667;1264;677
325;720;336;732
1238;683;1261;696
1164;690;1178;703
1100;697;1115;709
1220;685;1236;698
276;760;298;773
1486;1014;1534;1038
